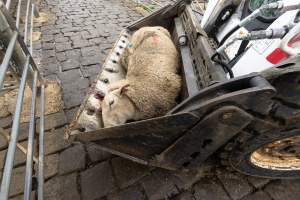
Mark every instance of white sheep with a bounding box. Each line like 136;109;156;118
76;33;129;132
102;26;181;127
77;109;102;132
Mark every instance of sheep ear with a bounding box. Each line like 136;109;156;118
120;83;130;95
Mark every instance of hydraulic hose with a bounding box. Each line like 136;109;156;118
211;53;234;79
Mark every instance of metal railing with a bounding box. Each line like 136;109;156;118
0;0;44;199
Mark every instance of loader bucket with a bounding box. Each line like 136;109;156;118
67;0;276;170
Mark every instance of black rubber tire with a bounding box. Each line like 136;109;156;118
228;127;300;178
222;68;300;179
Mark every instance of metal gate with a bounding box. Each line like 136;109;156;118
0;0;44;199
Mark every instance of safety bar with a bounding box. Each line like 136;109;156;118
0;0;45;199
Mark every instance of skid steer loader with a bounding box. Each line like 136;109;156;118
67;0;300;179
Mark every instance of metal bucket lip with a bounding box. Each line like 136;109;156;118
66;0;190;139
66;111;199;141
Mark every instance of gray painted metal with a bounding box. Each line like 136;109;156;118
24;71;38;200
0;57;30;199
38;84;45;200
0;31;18;90
0;1;44;199
24;0;31;45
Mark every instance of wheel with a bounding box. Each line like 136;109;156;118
229;129;300;178
222;68;300;178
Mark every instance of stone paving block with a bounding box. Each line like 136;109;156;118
141;169;180;200
33;42;42;50
81;46;101;57
41;25;56;31
64;31;79;37
65;106;79;124
44;153;59;179
41;57;58;65
41;63;59;76
241;191;271;200
70;35;83;43
57;68;82;85
59;144;86;175
56;42;73;52
88;37;108;45
73;39;91;48
82;31;99;40
0;140;36;170
61;27;81;34
107;185;146;200
81;55;103;66
63;87;88;109
0;133;8;150
55;23;73;29
45;128;70;155
44;173;80;200
82;64;101;79
42;34;54;42
264;180;300;200
193;178;231;200
42;50;55;58
36;111;67;132
55;36;69;43
9;166;25;197
80;161;117;200
86;143;114;163
65;49;82;60
0;116;12;128
9;192;35;200
56;52;67;62
169;167;210;191
173;191;195;200
217;171;254;200
42;42;55;50
112;157;151;189
62;74;89;93
18;122;30;141
247;176;270;189
61;59;81;71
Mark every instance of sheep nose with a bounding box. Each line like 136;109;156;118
94;91;105;100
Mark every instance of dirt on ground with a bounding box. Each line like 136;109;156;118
2;79;63;123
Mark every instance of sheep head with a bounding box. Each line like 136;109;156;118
102;80;139;127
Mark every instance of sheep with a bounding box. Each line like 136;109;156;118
102;26;181;127
77;109;102;132
85;65;126;114
95;63;126;97
76;33;129;132
121;26;177;71
79;56;126;132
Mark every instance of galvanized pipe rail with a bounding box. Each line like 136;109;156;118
0;0;44;199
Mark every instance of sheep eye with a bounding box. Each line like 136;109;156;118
101;78;109;84
109;100;114;106
86;109;95;115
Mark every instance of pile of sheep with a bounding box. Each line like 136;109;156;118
73;26;181;132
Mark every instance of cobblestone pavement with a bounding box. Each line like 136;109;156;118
1;0;300;199
132;0;177;6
